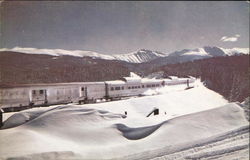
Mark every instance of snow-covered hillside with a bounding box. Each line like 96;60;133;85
0;46;248;64
0;80;248;160
0;47;165;63
0;47;115;60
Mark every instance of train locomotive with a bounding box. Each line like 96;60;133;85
0;76;195;111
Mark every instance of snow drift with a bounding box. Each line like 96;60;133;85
0;104;248;159
0;81;248;160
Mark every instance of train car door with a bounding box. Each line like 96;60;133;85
79;86;87;103
80;87;88;98
104;83;109;99
31;89;47;105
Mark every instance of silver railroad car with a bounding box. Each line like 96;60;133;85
105;77;164;99
0;76;195;111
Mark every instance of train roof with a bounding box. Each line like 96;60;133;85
162;77;195;82
119;77;141;83
141;78;163;83
0;76;195;89
0;81;105;89
105;80;126;85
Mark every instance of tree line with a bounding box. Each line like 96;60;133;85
152;55;249;102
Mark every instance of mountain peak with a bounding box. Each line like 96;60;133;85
113;49;166;63
203;46;225;57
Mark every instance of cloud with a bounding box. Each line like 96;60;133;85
220;34;240;42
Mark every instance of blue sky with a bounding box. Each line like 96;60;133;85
1;1;249;54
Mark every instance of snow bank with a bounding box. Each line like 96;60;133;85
0;103;248;159
88;80;227;122
0;81;248;159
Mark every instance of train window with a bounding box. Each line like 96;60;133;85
156;84;159;87
121;86;124;90
111;87;114;91
146;85;151;88
81;87;84;91
115;87;120;90
132;86;134;89
39;90;44;94
135;86;137;89
128;87;131;89
142;85;144;88
138;86;141;88
32;90;36;95
152;84;155;87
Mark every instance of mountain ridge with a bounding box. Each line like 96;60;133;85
0;46;248;64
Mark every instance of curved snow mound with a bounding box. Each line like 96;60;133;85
0;103;248;159
2;106;125;129
114;103;247;141
115;123;162;140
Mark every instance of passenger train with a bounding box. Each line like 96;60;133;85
0;76;195;111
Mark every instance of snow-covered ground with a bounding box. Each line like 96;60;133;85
0;80;248;160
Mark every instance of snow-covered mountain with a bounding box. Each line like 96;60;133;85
169;46;249;57
219;47;250;56
0;47;115;60
0;47;166;63
113;49;166;63
145;46;249;66
0;46;248;64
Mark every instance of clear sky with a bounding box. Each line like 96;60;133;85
0;1;249;54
